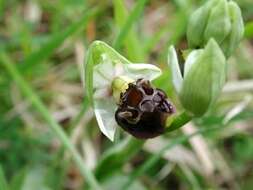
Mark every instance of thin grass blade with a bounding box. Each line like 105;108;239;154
20;8;97;73
0;53;102;190
0;165;9;190
113;0;147;62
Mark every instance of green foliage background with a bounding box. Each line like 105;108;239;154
0;0;253;189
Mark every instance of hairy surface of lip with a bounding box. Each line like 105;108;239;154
115;79;175;139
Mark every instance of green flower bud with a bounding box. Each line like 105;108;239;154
187;0;216;48
204;0;231;45
220;1;244;57
168;39;226;116
187;0;244;57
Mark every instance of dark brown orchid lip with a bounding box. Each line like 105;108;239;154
115;78;175;139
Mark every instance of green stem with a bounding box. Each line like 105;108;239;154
165;111;193;133
0;53;102;190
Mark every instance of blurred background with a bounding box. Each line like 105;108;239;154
0;0;253;189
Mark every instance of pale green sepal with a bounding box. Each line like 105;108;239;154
168;46;183;94
184;49;203;77
204;0;231;44
220;1;244;57
85;40;131;105
94;98;118;141
123;63;161;82
93;54;115;89
180;39;226;116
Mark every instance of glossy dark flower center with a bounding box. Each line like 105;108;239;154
115;79;175;139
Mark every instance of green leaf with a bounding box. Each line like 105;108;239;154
244;22;253;38
9;168;27;190
0;165;9;190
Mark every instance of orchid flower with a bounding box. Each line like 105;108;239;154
85;41;170;141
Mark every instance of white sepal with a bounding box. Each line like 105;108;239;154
168;46;183;93
184;50;203;77
94;98;118;141
123;63;161;82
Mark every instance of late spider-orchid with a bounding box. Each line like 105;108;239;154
85;41;175;141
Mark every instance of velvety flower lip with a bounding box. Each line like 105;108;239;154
85;41;162;141
115;79;175;139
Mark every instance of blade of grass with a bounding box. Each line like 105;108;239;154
179;164;201;190
166;111;192;132
244;21;253;39
95;137;144;180
0;165;9;190
113;0;147;62
0;53;102;190
19;8;98;73
0;0;4;18
122;125;222;189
